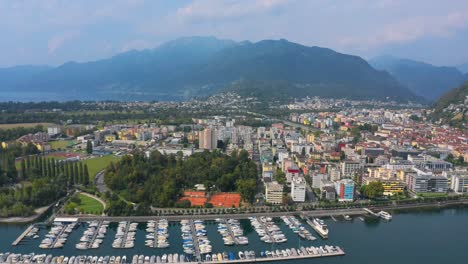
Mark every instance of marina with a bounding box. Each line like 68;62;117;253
112;222;138;249
281;216;316;241
11;225;39;246
0;245;345;263
216;219;249;246
145;220;170;249
1;201;468;264
76;221;109;250
249;217;287;244
39;222;77;249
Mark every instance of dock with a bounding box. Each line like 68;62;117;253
12;225;35;246
189;220;202;262
202;248;345;263
87;221;103;249
220;219;243;246
49;224;68;249
120;222;131;248
0;247;345;264
363;208;379;217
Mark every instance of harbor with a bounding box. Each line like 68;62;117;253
2;207;468;264
0;245;345;263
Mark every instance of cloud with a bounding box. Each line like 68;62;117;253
120;39;153;52
176;0;289;21
339;10;468;50
48;31;80;54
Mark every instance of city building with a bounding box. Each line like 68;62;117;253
321;186;336;201
340;160;363;177
291;176;306;202
334;179;355;202
447;170;468;194
265;181;283;205
311;173;328;189
408;169;449;193
198;128;217;150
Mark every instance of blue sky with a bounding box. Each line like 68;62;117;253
1;0;468;67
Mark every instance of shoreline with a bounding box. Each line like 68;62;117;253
0;205;51;224
68;199;468;223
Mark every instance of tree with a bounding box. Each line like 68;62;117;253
361;181;384;199
86;140;93;154
236;178;256;203
83;164;90;185
273;168;286;184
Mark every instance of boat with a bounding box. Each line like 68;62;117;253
308;218;329;238
238;251;245;260
378;211;392;220
344;215;352;221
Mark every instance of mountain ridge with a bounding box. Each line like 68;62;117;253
1;37;418;102
369;55;465;101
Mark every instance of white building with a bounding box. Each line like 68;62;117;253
47;126;61;136
447;170;468;194
265;181;283;205
340;160;363;177
291;176;306;202
311;173;328;189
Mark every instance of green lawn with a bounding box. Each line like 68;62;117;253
76;193;104;215
418;192;448;198
82;155;121;180
49;140;74;150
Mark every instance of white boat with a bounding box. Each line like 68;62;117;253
308;218;329;239
378;211;392;220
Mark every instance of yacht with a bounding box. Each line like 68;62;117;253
308;218;329;239
378;211;392;220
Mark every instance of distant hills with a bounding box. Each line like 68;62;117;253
457;63;468;74
369;56;466;101
1;37;419;102
431;81;467;128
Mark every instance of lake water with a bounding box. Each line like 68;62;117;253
1;206;468;263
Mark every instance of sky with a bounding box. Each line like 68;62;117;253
1;0;468;68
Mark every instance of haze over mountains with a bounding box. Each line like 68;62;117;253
1;36;464;102
369;56;467;101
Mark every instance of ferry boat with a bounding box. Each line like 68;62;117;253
378;211;392;220
308;218;329;238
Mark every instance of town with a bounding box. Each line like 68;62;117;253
1;96;466;218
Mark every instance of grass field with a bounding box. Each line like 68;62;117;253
0;123;55;129
76;193;104;215
82;155;121;180
49;140;74;150
418;192;449;198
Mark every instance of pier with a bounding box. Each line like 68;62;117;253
49;225;68;249
0;247;345;264
203;248;345;263
363;208;379;217
87;221;103;249
120;222;131;248
220;219;243;246
11;225;35;246
189;220;202;262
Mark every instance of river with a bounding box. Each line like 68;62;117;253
1;206;467;263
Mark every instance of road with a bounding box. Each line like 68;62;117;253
94;170;109;194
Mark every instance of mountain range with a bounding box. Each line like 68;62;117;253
369;56;467;101
431;81;467;128
457;63;468;74
0;36;429;102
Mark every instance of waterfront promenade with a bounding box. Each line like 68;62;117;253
66;199;468;223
